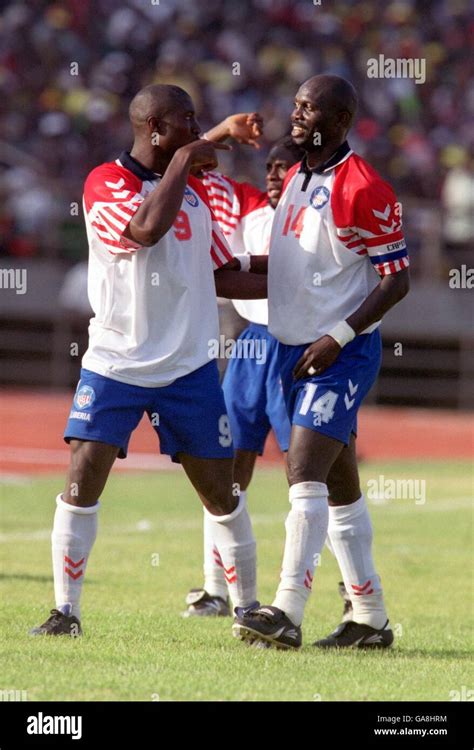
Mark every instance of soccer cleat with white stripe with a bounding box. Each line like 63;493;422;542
313;619;394;649
182;589;230;618
232;605;302;650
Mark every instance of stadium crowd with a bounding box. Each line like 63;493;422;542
1;0;472;260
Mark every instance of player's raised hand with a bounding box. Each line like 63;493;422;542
292;335;341;380
226;112;264;149
179;138;232;175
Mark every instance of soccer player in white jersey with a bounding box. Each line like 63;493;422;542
30;84;267;637
233;75;410;650
183;138;305;617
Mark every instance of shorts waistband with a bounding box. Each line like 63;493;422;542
246;322;270;335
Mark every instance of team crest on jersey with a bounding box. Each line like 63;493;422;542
184;187;199;207
74;385;96;410
310;186;330;210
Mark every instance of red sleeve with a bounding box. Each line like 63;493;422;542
232;179;267;218
83;163;145;252
332;155;409;277
201;171;267;237
190;176;236;270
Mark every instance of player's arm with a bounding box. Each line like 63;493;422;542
214;266;267;299
293;182;410;380
204;113;263;149
248;255;268;274
123;140;230;246
233;255;268;273
345;270;409;334
293;271;409;379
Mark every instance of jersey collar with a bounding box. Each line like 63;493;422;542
298;140;352;176
117;151;161;181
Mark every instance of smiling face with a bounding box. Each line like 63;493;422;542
290;76;356;153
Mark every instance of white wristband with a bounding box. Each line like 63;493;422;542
326;320;356;348
235;254;251;272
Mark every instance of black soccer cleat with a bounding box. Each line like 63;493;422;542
29;608;82;637
182;588;230;618
232;605;302;650
338;581;353;623
313;619;394;649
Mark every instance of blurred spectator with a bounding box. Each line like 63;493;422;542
0;0;472;262
441;149;474;260
58;261;91;315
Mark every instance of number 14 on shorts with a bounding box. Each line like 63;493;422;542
299;379;359;426
299;383;339;426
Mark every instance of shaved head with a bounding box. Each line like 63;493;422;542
129;84;192;133
291;74;358;163
128;83;200;171
299;74;358;127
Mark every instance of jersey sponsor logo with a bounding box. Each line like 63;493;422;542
74;385;96;410
184;187;199;207
309;185;330;210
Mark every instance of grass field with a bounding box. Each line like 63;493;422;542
0;459;472;702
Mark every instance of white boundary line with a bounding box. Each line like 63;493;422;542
0;501;471;543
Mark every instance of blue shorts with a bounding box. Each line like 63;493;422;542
278;330;382;445
64;361;234;463
222;323;291;454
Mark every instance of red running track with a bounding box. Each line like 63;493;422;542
0;391;472;476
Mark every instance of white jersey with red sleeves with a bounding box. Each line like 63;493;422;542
202;171;271;325
268;142;409;345
81;151;233;387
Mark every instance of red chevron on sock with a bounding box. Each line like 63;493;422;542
213;546;224;568
64;567;83;580
304;569;313;590
64;556;85;569
351;580;373;595
225;573;237;584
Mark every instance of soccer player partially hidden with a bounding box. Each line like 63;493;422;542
233;75;410;650
30;85;267;637
182;137;299;618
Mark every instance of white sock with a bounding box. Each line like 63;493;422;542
325;535;335;556
203;493;256;609
51;494;99;620
328;494;388;629
202;493;250;600
273;482;329;626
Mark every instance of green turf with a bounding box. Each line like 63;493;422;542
0;460;472;701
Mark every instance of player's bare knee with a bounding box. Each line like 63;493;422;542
233;451;256;490
233;466;253;492
203;487;237;516
287;455;326;486
327;464;360;504
328;484;360;506
64;442;113;505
